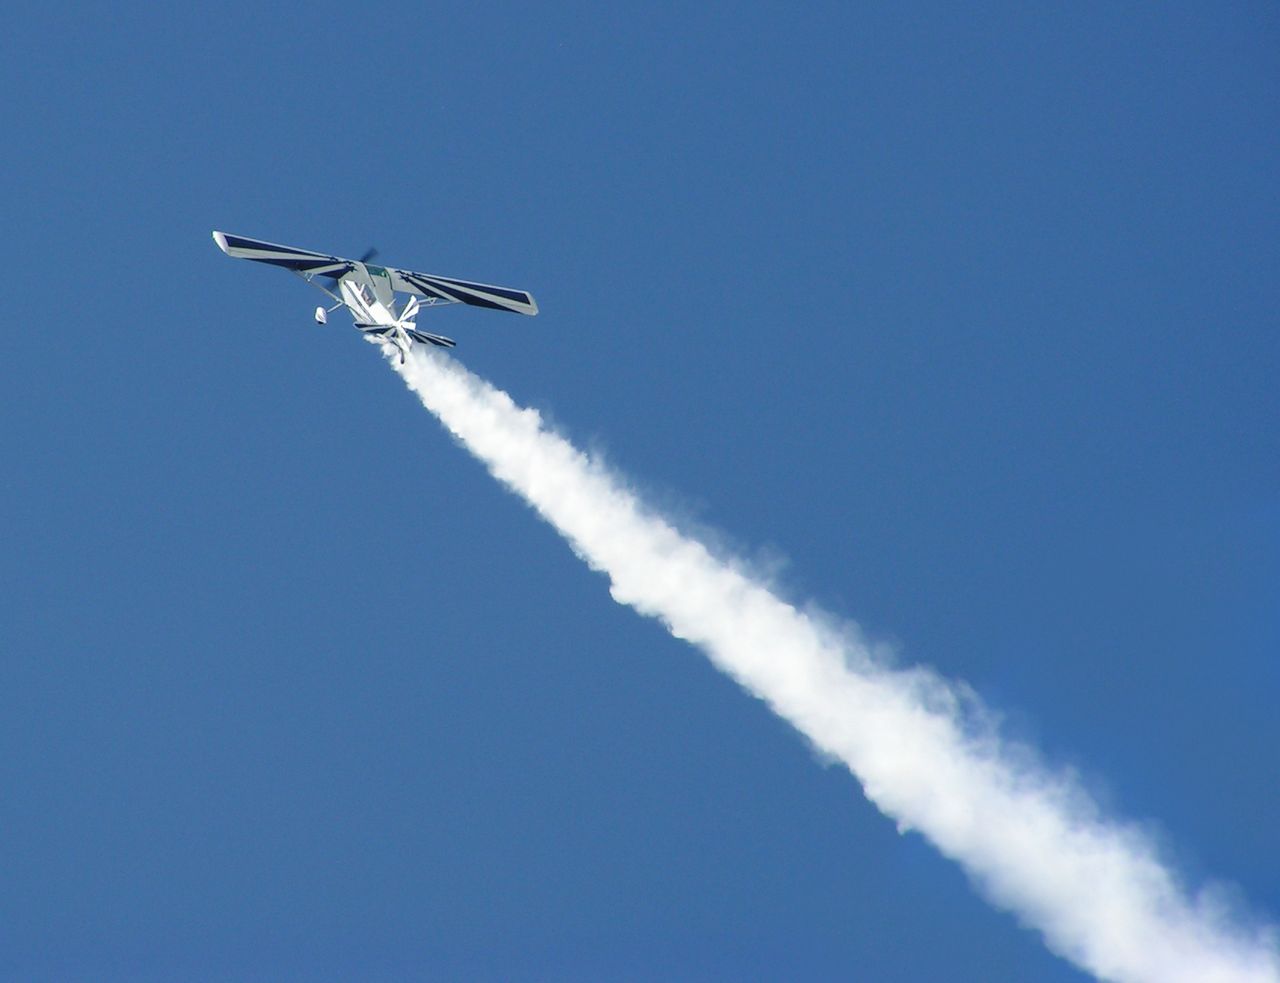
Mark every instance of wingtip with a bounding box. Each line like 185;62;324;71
211;230;230;254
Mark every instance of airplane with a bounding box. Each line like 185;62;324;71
212;231;538;361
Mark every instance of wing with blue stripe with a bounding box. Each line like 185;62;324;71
212;231;353;278
391;268;538;316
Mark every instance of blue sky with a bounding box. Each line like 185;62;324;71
2;3;1277;981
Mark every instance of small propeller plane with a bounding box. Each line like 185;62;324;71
212;231;538;361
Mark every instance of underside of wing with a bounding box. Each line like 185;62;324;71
212;231;353;279
391;268;538;316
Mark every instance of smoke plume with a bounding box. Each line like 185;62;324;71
390;346;1278;983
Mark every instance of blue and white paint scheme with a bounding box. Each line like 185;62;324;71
212;231;538;361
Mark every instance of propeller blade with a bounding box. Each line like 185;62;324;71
359;247;379;264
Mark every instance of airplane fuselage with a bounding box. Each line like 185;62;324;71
339;263;400;321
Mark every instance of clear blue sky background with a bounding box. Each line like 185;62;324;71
2;3;1276;981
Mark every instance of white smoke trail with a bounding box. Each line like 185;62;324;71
390;345;1278;983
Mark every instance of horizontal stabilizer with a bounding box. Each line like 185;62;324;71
408;328;457;348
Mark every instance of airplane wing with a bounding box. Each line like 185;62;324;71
213;230;538;316
211;231;354;279
390;267;539;316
